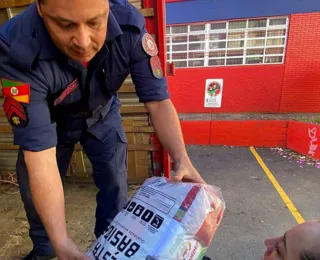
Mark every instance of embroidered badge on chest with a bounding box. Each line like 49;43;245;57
150;56;163;79
142;33;158;57
54;79;79;106
3;96;28;128
1;78;30;104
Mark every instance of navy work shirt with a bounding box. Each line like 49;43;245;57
0;1;170;152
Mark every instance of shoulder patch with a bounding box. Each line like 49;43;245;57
142;33;158;57
3;96;29;128
150;56;163;79
1;78;30;104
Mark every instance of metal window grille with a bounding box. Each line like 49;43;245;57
166;17;289;68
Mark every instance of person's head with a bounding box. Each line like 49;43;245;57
263;220;320;260
36;0;110;62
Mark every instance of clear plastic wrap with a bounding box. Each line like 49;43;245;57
86;177;226;259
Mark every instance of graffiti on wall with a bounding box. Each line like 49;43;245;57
308;127;318;156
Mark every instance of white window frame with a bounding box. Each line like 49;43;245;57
166;16;289;68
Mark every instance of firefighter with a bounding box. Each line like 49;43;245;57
0;0;206;259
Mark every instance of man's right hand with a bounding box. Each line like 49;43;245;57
55;236;89;260
24;148;88;260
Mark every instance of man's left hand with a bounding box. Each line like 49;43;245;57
171;158;206;184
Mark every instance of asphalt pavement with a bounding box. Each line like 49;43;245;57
186;146;320;260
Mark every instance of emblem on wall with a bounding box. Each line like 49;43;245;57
204;79;223;108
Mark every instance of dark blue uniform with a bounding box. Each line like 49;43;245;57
0;1;169;256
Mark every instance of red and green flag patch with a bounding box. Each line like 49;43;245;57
1;78;30;104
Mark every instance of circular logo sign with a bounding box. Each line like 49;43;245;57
10;87;19;96
142;33;158;56
207;81;221;97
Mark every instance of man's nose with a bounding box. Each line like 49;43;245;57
73;26;91;49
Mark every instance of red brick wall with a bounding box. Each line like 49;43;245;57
168;66;285;113
167;13;320;113
181;120;288;147
280;13;320;112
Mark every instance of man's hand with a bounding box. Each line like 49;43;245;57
55;236;89;260
145;99;207;184
171;157;206;184
24;148;87;259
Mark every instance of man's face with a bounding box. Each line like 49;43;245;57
262;221;319;260
37;0;109;62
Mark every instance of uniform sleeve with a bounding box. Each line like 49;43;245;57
0;39;57;152
129;27;170;103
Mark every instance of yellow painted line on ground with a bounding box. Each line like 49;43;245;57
249;146;305;224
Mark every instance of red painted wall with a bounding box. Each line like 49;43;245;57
168;13;320;113
168;66;285;113
280;13;320;112
287;121;320;159
180;121;211;144
181;120;288;147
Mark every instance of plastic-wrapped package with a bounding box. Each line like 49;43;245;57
86;177;225;259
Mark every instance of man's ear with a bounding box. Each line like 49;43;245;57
36;1;43;18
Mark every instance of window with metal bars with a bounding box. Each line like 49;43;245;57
166;17;289;68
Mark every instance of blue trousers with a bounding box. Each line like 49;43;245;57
16;125;128;256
